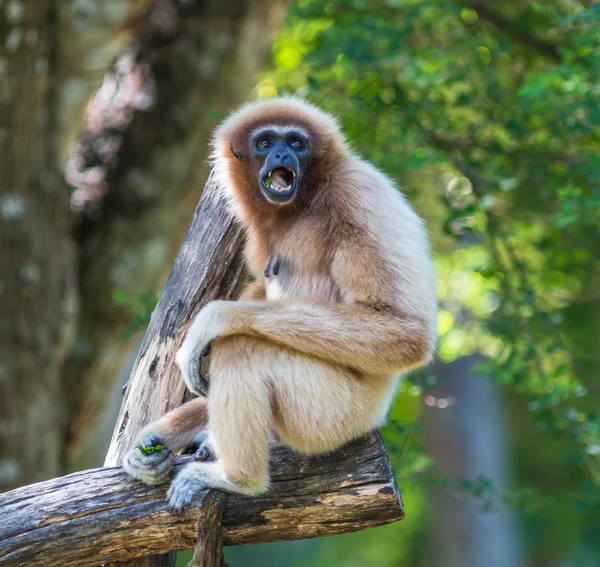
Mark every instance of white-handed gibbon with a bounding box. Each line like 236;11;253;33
123;97;437;510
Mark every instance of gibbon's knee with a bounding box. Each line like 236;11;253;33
209;335;273;379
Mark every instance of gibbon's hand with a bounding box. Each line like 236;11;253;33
176;300;241;395
122;433;174;486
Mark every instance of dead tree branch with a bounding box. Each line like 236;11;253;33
0;433;403;567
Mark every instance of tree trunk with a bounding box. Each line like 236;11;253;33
422;357;525;567
104;170;251;567
187;491;228;567
0;0;77;491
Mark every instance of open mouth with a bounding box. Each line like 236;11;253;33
264;167;296;194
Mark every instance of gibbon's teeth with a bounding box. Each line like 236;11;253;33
266;167;294;193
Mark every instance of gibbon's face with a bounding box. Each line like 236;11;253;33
250;127;310;205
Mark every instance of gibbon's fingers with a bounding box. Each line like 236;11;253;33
122;434;174;486
184;342;212;397
176;302;230;394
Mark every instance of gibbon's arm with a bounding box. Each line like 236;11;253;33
242;300;430;375
179;239;435;377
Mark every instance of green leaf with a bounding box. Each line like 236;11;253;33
136;444;165;456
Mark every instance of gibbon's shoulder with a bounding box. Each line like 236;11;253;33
335;154;426;235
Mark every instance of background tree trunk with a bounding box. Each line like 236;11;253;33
0;0;76;491
422;357;525;567
0;0;287;492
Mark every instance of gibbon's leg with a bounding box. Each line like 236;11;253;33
123;396;208;486
168;336;272;509
167;336;394;510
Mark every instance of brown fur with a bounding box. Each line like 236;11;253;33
123;98;437;505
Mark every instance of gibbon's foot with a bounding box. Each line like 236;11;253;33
122;435;174;486
183;429;215;461
194;444;215;462
168;471;202;511
167;462;223;512
167;462;265;511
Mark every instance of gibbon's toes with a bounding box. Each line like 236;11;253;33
167;468;207;512
194;444;214;462
122;435;174;486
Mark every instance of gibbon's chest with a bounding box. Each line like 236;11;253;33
263;254;341;303
246;217;342;302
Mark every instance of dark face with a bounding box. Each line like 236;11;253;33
251;127;310;205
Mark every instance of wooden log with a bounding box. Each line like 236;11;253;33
187;491;228;567
102;162;245;567
104;170;246;567
0;433;403;567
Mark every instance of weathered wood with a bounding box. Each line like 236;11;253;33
104;171;247;468
0;433;403;567
188;491;228;567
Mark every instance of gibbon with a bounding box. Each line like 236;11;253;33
123;97;437;510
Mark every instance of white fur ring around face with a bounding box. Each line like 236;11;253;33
175;301;229;393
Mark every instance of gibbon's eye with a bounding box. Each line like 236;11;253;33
257;138;271;149
290;138;304;150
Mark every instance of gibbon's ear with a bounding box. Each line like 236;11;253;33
230;142;242;161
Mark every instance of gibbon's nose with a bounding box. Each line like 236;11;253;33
274;150;290;163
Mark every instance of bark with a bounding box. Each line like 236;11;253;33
104;171;246;467
0;433;403;567
64;0;289;460
0;0;76;491
104;169;246;567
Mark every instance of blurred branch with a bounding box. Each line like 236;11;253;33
422;129;579;166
